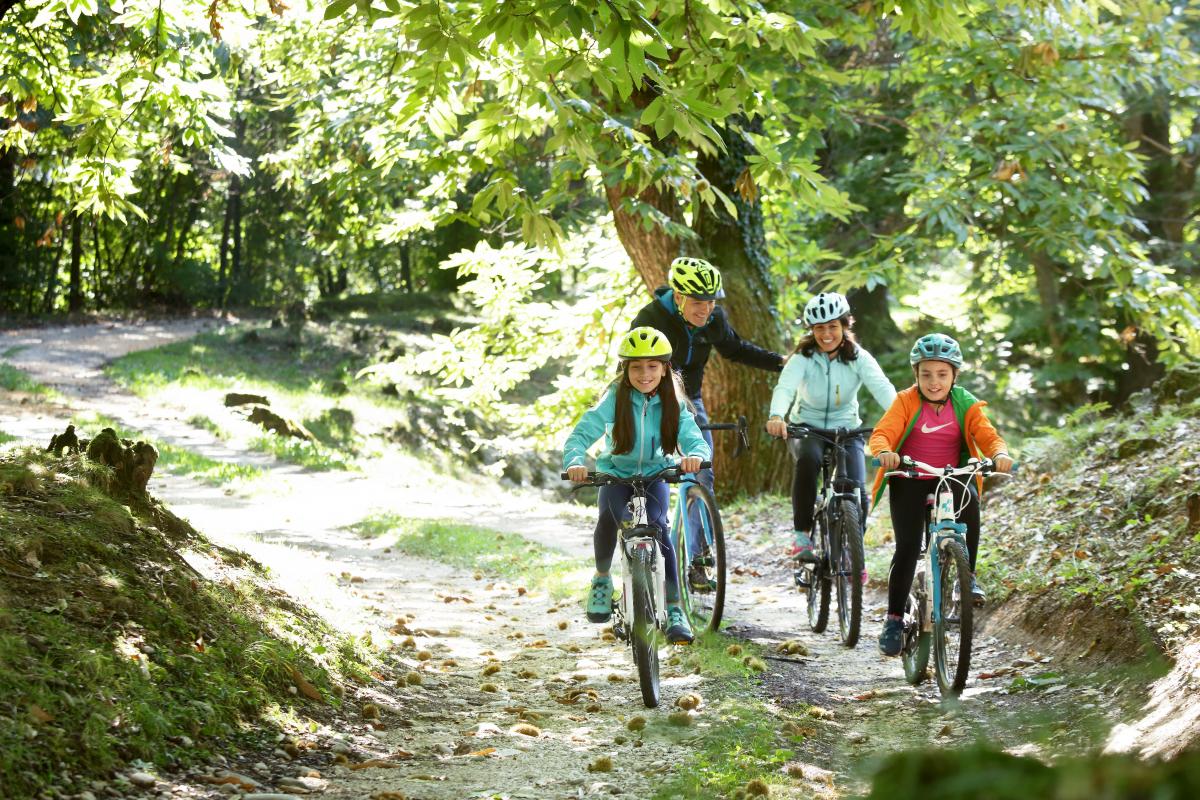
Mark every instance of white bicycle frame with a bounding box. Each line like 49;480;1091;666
618;495;667;636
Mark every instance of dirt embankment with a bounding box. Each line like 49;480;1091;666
979;368;1200;758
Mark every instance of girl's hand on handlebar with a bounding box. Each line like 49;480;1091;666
765;417;787;439
679;456;703;474
877;451;901;470
566;465;589;483
993;454;1014;474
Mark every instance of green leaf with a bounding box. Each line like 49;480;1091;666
324;0;354;20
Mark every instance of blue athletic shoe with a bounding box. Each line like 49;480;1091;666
586;575;613;623
878;616;904;657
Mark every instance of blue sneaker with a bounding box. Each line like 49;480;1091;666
586;575;614;623
790;531;817;564
666;605;694;645
878;615;903;656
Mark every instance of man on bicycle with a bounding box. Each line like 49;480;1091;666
631;256;786;589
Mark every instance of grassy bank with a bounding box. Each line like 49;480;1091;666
0;445;374;798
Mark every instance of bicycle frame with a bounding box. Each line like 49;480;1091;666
788;424;872;551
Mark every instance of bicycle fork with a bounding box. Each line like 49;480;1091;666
929;521;968;625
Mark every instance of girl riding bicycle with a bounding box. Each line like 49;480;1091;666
563;326;710;645
766;292;897;567
869;333;1014;656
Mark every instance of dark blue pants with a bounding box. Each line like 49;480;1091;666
685;395;716;559
595;481;680;603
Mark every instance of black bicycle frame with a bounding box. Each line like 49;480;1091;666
787;424;873;526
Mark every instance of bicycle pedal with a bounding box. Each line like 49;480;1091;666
793;570;812;589
612;622;629;641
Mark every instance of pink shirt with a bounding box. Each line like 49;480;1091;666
898;402;961;477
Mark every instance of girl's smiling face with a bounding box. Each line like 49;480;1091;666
811;320;844;354
916;360;956;402
626;358;667;394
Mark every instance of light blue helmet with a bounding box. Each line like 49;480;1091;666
909;333;963;368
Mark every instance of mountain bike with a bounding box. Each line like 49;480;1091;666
562;462;711;708
673;416;746;634
784;424;873;648
877;456;1015;696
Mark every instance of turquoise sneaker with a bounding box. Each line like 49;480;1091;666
666;605;694;645
789;531;817;564
586;575;614;623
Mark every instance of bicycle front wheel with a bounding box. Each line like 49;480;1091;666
806;512;831;633
934;541;974;696
674;483;726;634
629;555;661;708
833;501;864;648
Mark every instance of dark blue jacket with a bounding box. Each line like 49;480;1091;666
631;286;784;399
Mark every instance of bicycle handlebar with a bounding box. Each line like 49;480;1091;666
560;462;714;486
699;415;749;460
781;423;875;442
870;455;1020;477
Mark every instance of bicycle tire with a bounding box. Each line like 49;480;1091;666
806;512;831;633
674;483;726;634
901;593;931;684
934;540;974;696
833;500;864;647
629;554;661;708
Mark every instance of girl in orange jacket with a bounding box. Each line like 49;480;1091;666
869;334;1013;657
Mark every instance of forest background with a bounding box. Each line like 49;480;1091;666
3;0;1200;496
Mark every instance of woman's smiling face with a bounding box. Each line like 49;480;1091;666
811;320;844;354
626;358;667;394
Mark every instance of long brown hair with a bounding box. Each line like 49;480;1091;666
795;315;860;363
611;361;682;457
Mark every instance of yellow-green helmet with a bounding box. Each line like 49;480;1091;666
669;257;725;300
619;326;673;360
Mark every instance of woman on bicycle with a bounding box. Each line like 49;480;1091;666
563;326;711;645
869;333;1014;657
766;292;897;568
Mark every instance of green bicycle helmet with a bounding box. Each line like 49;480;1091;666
909;333;964;368
619;326;673;360
669;257;725;300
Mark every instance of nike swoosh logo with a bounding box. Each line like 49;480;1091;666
921;422;954;434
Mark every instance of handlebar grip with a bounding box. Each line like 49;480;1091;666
560;472;570;479
699;460;713;469
871;457;880;467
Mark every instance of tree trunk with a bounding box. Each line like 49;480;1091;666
43;230;65;312
691;118;789;497
603;182;679;285
92;218;105;307
217;176;234;308
1126;97;1197;273
400;239;412;292
68;212;83;313
0;143;18;309
846;285;903;355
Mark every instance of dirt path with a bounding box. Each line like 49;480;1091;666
0;322;1139;799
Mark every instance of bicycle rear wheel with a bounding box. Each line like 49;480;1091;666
901;592;931;684
806;512;831;633
833;501;864;647
629;554;661;708
674;483;726;634
934;541;974;696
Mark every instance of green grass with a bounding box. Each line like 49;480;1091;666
348;514;587;597
249;435;354;471
0;448;374;799
186;414;228;439
0;430;16;445
72;413;262;486
0;362;55;396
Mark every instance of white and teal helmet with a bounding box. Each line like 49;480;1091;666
802;292;851;326
669;257;725;300
909;333;963;369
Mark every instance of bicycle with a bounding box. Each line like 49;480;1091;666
562;462;712;708
672;416;746;634
876;455;1015;697
780;424;873;648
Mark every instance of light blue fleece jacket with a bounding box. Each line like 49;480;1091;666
562;385;711;478
769;346;897;429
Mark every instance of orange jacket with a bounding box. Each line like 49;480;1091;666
868;385;1008;509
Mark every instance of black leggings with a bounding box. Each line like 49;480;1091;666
886;477;980;617
790;433;867;532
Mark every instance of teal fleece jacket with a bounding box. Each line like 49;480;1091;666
562;385;711;477
769;346;897;429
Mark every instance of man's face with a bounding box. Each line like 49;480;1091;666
679;295;716;327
